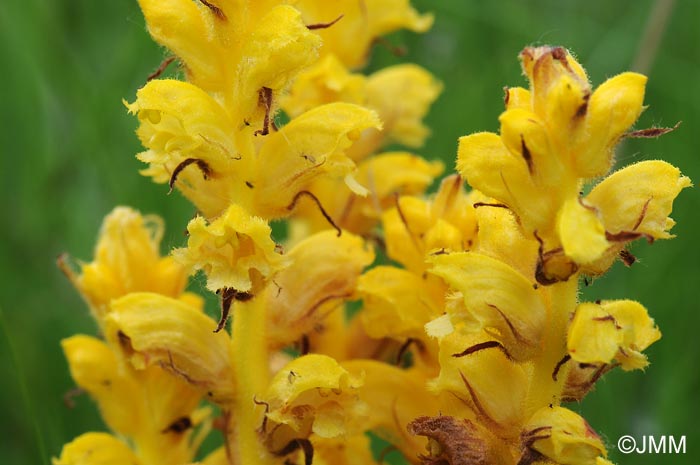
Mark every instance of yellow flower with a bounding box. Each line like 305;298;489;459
58;206;189;324
457;46;690;281
295;0;433;68
173;203;288;294
568;300;661;371
60;335;209;465
53;433;140;465
522;407;608;465
265;230;374;349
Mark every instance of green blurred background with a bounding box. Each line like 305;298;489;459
1;0;698;463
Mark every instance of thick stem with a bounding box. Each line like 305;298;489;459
229;298;276;465
525;278;578;417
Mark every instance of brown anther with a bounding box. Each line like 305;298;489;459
552;354;571;381
63;387;85;409
619;249;637;267
372;36;407;57
396;338;422;365
520;135;534;174
452;340;513;361
534;231;579;286
169;158;212;193
287;190;341;237
306;14;344;30
253;396;270;432
299;334;310;356
254;87;273;136
117;330;134;355
214;288;252;333
161;416;192;434
473;202;509;210
625;121;681;138
197;0;226;20
146;56;177;82
574;92;591;119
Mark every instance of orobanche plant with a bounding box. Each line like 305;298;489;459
54;1;690;465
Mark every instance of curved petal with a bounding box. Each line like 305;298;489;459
556;196;609;264
429;252;545;348
586;160;691;239
265;230;374;348
254;102;381;217
105;293;235;404
567;300;661;371
524;407;607;465
573;72;647;178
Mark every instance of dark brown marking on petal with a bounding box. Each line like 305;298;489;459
287;190;341;237
458;371;494;425
117;330;134;354
147;56;177;82
161;416;192;434
245;181;254;189
605;230;646;242
306;14;344;30
452;340;513;361
592;314;621;330
254;87;273;136
577;196;596;212
473;202;509;210
633;197;653;231
552;354;571;381
197;0;226;20
63;387;85;409
394;193;422;251
487;303;529;346
299;334;310;356
520;135;534;174
503;86;511;106
625;121;681;138
302;292;352;321
619;249;636;267
574;92;590;118
169;158;212;193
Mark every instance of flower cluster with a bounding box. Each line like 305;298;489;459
55;2;689;465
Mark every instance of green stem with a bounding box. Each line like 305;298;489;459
230;298;275;465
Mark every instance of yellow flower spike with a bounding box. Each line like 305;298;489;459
429;252;546;350
265;230;374;349
105;293;235;404
65;207;188;323
262;354;366;454
173;204;287;294
61;335;144;437
357;265;444;342
53;432;141;465
586;160;692;240
573;72;647;178
522;406;607;465
567;300;661;371
253;102;382;217
295;0;433;68
430;328;528;430
556;196;609;265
